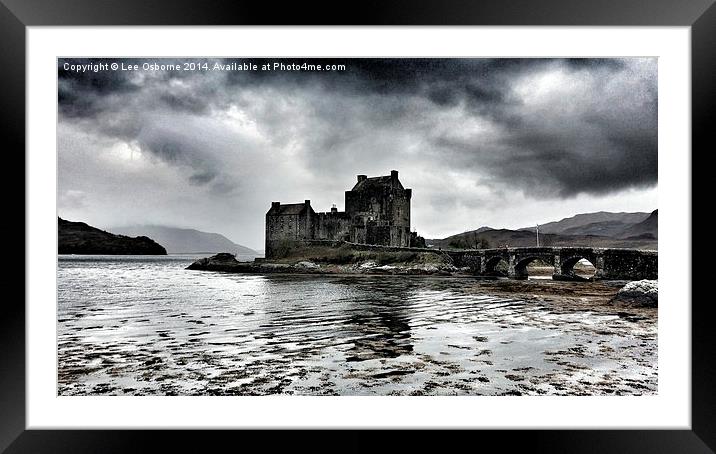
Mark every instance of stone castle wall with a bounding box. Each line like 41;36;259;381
314;210;352;242
265;213;300;243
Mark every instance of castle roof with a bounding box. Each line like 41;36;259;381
351;175;404;191
268;203;310;215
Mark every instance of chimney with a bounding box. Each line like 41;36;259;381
391;170;398;180
305;199;311;207
271;201;280;209
331;203;338;213
357;175;367;183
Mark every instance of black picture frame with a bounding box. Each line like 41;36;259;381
4;0;712;452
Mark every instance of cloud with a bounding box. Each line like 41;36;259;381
58;189;88;210
57;57;657;245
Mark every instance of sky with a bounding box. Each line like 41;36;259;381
58;58;657;250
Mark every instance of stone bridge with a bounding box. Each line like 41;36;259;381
445;247;657;281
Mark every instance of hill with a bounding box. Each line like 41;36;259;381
560;220;637;237
521;211;651;235
427;228;656;250
109;225;258;255
618;210;658;239
426;209;658;251
58;218;167;255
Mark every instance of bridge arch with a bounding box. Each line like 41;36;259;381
559;251;599;280
484;255;509;276
513;255;555;280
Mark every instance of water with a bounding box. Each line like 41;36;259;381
58;255;657;396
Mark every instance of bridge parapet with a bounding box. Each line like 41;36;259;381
599;249;658;280
447;247;656;281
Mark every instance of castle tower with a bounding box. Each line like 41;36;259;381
345;170;411;247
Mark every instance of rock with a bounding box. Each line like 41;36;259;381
611;280;658;307
552;273;591;282
375;265;397;270
295;261;319;269
210;252;238;262
186;253;240;271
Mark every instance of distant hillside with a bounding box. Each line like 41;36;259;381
521;211;651;235
619;209;658;240
59;218;167;255
427;228;657;250
426;209;658;251
560;220;636;237
110;225;258;255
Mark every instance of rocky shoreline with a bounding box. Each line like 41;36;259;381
187;252;469;276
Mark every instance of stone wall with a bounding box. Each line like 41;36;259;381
289;239;443;255
314;211;352;241
266;214;300;242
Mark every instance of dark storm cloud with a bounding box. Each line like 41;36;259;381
58;57;656;198
58;58;146;118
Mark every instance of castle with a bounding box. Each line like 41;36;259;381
265;170;414;258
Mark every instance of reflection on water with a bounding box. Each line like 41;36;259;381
345;307;413;362
57;255;657;396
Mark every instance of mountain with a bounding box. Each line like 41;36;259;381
109;225;258;255
426;210;658;251
618;209;658;239
521;211;651;235
472;226;494;234
58;218;167;255
560;220;637;237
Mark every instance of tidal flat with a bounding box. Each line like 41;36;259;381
58;255;657;396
